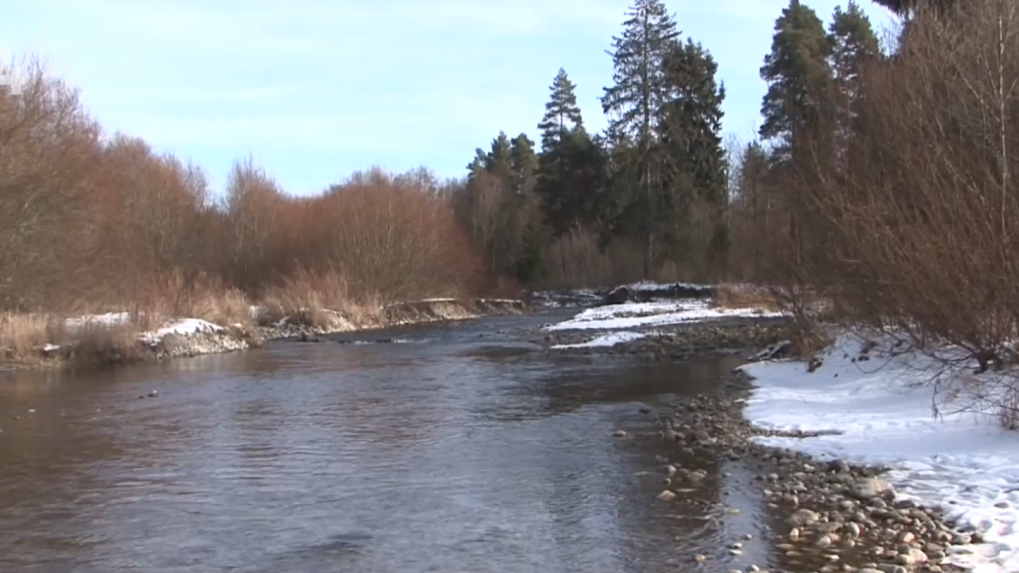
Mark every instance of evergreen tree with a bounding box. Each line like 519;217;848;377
830;1;880;90
510;133;539;196
658;38;729;269
535;68;600;256
759;0;833;162
488;131;513;177
601;0;681;278
829;1;881;167
872;0;961;17
537;69;584;152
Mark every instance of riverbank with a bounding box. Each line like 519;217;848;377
0;298;527;371
638;370;974;572
536;291;1013;571
597;319;1017;572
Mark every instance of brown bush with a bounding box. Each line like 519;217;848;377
538;226;686;289
713;284;782;312
761;1;1019;372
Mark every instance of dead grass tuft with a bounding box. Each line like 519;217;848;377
713;284;783;312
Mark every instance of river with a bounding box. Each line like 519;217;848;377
0;310;789;573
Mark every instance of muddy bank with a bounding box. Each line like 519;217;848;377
257;298;527;341
542;317;793;361
630;367;970;573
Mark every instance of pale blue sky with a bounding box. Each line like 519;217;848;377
1;0;896;196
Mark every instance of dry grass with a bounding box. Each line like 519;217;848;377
713;284;783;312
0;311;147;367
259;268;383;329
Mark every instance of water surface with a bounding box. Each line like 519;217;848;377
0;312;779;572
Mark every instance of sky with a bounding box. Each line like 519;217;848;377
0;0;898;196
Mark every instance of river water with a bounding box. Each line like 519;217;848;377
0;311;788;573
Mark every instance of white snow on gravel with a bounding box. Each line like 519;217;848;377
742;332;1019;573
551;331;648;349
544;299;780;331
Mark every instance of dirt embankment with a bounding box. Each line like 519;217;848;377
256;298;527;341
1;298;528;371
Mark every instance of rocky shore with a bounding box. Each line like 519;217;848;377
632;367;972;573
542;317;793;361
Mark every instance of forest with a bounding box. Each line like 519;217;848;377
2;0;1013;365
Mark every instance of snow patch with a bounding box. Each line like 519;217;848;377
551;331;648;349
138;318;224;346
64;312;132;330
545;299;780;331
741;333;1019;573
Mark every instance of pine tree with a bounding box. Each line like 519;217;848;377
659;38;729;270
759;0;833;162
537;69;584;152
510;133;539;196
601;0;681;278
829;1;881;168
872;0;961;17
830;2;880;90
535;68;596;250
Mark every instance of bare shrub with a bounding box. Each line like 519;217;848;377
714;284;782;312
539;226;685;289
313;168;481;302
0;58;104;310
0;313;58;361
61;322;144;366
793;1;1019;374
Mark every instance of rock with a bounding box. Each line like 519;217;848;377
693;554;706;562
612;430;626;438
147;390;158;398
602;286;631;306
787;509;820;527
895;547;927;566
852;477;891;500
657;490;677;501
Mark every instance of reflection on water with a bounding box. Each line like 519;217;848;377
1;313;777;573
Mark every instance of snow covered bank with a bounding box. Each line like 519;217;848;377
741;333;1019;573
545;299;781;331
58;313;253;360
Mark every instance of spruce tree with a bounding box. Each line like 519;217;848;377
829;1;880;167
510;133;539;196
537;69;584;152
601;0;681;278
536;68;596;247
659;38;729;268
759;0;833;162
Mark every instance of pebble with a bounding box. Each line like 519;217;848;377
612;430;626;438
625;364;978;573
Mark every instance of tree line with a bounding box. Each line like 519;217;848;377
3;0;1013;376
444;0;898;289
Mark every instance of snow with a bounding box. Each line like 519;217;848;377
64;312;132;330
63;313;225;346
626;280;711;292
551;331;648;349
741;333;1019;573
544;299;781;331
138;318;223;346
